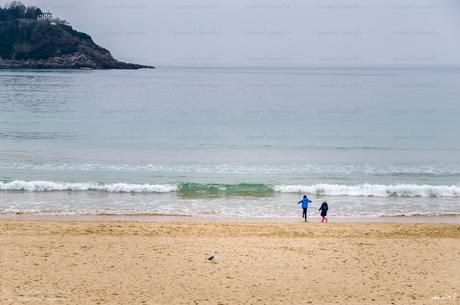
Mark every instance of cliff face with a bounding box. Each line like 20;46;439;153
0;18;153;69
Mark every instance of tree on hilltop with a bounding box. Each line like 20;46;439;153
0;1;43;21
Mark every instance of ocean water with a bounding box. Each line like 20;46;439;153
1;66;460;218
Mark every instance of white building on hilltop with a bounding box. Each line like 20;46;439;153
37;12;53;22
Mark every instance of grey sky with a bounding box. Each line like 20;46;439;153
6;0;460;66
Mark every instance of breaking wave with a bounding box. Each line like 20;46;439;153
0;180;460;197
0;181;178;193
273;183;460;197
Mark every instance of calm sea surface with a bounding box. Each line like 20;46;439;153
0;67;459;217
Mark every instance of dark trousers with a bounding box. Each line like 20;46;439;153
302;208;308;222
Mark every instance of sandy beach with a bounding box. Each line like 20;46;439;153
1;220;459;305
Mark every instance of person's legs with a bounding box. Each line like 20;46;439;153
304;208;308;222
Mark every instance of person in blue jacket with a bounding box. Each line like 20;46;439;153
297;195;312;222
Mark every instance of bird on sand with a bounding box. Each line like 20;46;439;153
207;251;218;261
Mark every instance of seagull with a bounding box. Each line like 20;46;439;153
207;251;218;261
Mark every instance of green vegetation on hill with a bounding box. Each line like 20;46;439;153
0;19;86;60
0;1;152;69
0;1;42;21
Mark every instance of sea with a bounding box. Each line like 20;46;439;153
1;66;459;219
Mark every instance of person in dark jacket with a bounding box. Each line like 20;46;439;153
319;201;329;223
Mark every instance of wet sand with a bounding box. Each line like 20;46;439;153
1;220;459;304
1;213;460;223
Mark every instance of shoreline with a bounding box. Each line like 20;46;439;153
1;213;460;223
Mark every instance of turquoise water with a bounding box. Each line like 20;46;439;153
0;67;460;217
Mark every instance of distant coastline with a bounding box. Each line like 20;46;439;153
0;2;153;70
0;53;153;70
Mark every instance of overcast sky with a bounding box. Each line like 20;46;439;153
6;0;460;67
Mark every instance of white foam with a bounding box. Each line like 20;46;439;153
273;183;460;197
0;181;178;193
1;180;460;197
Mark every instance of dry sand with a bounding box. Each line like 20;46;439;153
1;220;459;305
